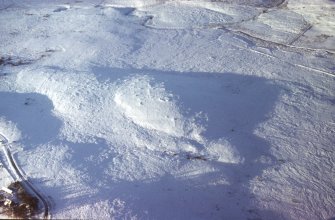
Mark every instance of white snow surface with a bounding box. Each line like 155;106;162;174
0;0;334;219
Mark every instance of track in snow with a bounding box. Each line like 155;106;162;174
0;133;50;219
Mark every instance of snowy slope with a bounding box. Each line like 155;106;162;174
0;0;334;219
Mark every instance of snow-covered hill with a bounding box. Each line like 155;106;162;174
0;0;334;219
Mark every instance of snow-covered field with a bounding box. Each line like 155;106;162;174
0;0;334;219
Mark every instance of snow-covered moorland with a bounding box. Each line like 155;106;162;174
0;0;334;219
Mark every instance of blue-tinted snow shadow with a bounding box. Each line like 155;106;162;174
93;66;279;168
87;66;285;219
16;65;285;219
106;173;287;220
0;92;61;146
17;66;284;219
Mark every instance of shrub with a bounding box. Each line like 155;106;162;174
2;181;39;218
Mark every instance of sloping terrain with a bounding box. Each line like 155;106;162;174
0;0;334;219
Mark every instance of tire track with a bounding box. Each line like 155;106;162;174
218;28;335;77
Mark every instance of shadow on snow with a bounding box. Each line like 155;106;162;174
0;92;61;146
61;66;285;219
0;66;286;219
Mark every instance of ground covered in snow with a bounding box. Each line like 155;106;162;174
0;0;334;219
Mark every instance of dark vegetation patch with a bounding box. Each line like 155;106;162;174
0;56;32;66
0;181;39;219
1;50;57;67
24;97;35;106
186;154;207;161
